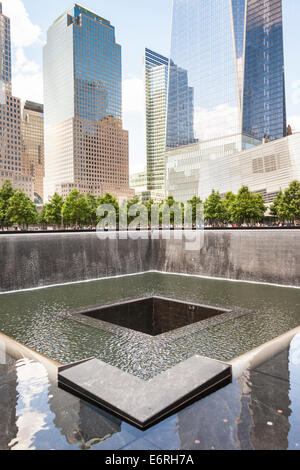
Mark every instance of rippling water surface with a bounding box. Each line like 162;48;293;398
1;333;300;450
0;273;299;379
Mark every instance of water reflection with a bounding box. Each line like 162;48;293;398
0;333;300;450
0;342;18;450
0;273;299;380
0;349;123;450
49;384;121;449
176;333;300;450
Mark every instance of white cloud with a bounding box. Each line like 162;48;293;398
122;77;146;174
123;77;145;114
288;115;300;133
292;81;300;106
12;47;43;102
1;1;43;103
13;70;43;103
15;48;40;75
2;0;41;48
194;104;239;141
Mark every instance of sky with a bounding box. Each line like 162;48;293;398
2;0;300;174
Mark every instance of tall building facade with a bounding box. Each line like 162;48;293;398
167;132;300;203
167;0;286;148
0;2;11;97
0;3;34;199
21;101;44;203
166;60;196;149
43;4;132;201
166;0;288;202
144;48;168;194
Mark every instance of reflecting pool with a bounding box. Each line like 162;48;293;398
1;333;300;450
0;273;299;379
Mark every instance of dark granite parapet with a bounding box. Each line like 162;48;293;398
0;230;299;292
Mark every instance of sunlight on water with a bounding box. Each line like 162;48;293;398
0;273;299;379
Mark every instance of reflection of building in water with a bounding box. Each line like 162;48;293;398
49;383;121;448
176;380;243;450
176;346;292;450
166;0;288;201
240;349;291;450
166;61;196;150
0;352;18;450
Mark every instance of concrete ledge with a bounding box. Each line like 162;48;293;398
58;355;232;429
0;331;59;381
229;326;300;378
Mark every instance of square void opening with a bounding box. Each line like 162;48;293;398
77;297;229;336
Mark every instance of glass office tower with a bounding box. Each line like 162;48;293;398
144;48;169;194
166;0;288;203
43;4;131;201
166;60;196;149
167;0;286;148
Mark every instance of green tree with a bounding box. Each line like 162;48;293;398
45;193;63;228
0;180;15;229
85;193;98;227
270;190;284;220
230;186;266;224
163;195;184;227
96;193;119;228
187;196;203;226
223;192;236;223
204;190;226;225
38;204;49;229
126;195;141;226
276;181;300;223
62;190;89;227
6;190;38;229
144;198;155;226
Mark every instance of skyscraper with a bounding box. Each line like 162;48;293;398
167;0;286;147
0;2;20;167
166;59;196;149
166;0;289;202
43;4;132;201
0;2;34;199
144;48;168;195
21;101;45;203
0;2;11;97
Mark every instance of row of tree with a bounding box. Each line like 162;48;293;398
0;179;299;230
193;180;299;225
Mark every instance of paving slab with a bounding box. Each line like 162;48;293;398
58;355;232;429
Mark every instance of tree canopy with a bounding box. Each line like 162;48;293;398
204;190;226;225
6;190;38;229
270;181;300;223
230;186;266;224
45;192;64;227
0;180;15;228
62;190;89;227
